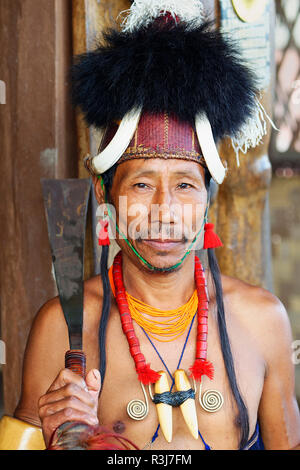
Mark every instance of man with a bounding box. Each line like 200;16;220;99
11;1;300;450
14;154;300;450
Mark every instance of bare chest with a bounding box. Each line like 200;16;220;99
83;301;265;450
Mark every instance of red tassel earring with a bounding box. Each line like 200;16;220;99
98;218;110;246
96;177;110;246
203;223;223;249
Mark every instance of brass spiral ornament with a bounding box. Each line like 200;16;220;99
127;383;149;421
127;399;148;420
198;382;224;413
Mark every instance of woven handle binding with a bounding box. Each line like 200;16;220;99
65;350;86;378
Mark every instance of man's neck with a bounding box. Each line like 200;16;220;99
121;252;201;310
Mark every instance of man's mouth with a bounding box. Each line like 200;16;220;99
142;238;184;249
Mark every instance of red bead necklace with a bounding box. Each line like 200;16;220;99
112;251;214;385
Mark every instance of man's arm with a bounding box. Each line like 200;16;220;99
257;293;300;449
15;275;103;426
14;295;101;447
14;297;69;425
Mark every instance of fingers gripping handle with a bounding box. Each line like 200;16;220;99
65;350;86;378
48;350;87;450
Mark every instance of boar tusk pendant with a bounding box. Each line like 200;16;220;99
174;370;198;440
150;371;173;443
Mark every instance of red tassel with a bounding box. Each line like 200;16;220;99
48;422;139;450
189;359;214;381
203;223;223;249
85;431;139;450
98;220;110;246
137;363;161;385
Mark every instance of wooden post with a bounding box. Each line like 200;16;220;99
215;0;276;289
217;95;274;288
72;0;131;272
72;0;131;179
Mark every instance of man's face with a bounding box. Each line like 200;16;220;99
108;158;207;271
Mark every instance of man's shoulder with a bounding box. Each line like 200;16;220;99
84;274;104;302
221;274;289;331
34;274;104;329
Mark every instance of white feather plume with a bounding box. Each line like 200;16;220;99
230;98;278;166
118;0;206;32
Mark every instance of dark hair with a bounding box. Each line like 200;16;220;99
98;163;249;449
207;247;249;448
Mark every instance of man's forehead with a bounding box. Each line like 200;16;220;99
114;158;205;181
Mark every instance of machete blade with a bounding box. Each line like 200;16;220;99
41;178;92;351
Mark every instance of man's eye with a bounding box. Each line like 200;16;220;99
178;183;192;189
134;183;149;189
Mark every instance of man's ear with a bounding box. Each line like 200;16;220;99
92;175;105;205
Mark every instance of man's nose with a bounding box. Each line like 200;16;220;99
153;187;172;207
152;189;178;225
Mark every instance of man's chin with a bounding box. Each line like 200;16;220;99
135;239;188;270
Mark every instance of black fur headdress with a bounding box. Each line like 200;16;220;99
71;19;259;144
70;0;277;174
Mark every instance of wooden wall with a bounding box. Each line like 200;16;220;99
0;0;77;415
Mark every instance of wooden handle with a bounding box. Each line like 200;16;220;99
65;350;86;378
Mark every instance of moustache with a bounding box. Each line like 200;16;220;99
135;225;188;242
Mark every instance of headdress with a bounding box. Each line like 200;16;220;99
71;0;273;185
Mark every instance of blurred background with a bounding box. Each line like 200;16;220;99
0;0;299;422
270;0;300;401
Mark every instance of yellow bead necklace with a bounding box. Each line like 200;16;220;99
125;290;198;342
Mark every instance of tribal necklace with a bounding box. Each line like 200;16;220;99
111;251;224;442
122;289;198;343
108;263;198;343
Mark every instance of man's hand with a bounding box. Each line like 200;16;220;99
38;368;101;447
